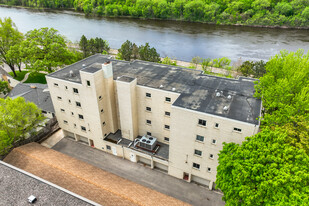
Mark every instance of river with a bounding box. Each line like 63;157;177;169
0;6;308;62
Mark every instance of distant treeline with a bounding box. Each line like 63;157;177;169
1;0;308;27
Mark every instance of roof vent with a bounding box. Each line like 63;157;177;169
69;70;73;77
227;95;232;99
223;106;229;111
172;88;176;91
159;85;164;88
28;195;37;204
82;64;86;68
216;92;221;97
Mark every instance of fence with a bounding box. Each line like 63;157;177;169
0;117;59;160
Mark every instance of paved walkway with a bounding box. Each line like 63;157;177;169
52;138;225;206
41;129;64;148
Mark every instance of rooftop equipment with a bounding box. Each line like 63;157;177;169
139;135;157;151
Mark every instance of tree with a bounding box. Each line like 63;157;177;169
0;97;45;155
118;40;133;61
254;49;309;126
0;17;23;77
132;43;139;60
252;60;266;78
79;35;89;58
0;80;10;96
201;58;211;73
239;60;254;77
138;43;160;62
216;128;309;206
21;27;75;73
162;56;176;65
191;56;202;69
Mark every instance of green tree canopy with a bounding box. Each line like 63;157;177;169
21;27;76;72
118;40;133;61
0;97;45;155
216;128;309;206
0;80;10;96
138;42;160;62
254;49;309;126
0;17;23;77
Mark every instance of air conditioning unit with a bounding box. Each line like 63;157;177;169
139;135;157;151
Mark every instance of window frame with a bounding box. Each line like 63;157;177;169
73;88;79;94
164;137;169;142
81;126;86;131
76;101;81;107
165;97;171;102
78;114;84;120
146;120;152;125
146;92;151;98
196;135;204;142
146;107;151;112
164;111;170;116
194;149;202;157
86;80;91;86
164;124;170;130
198;119;207;126
233;127;242;132
192;162;200;170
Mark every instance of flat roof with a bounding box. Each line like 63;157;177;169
47;54;261;124
0;161;95;206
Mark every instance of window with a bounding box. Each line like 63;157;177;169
164;125;170;130
165;97;171;102
233;127;242;132
57;96;62;100
146;120;151;125
76;101;81;107
73;88;79;94
215;123;219;128
147;132;152;136
212;139;217;144
65;86;68;90
165;111;170;116
99;96;102;100
146;93;151;97
87;80;91;86
81;126;86;131
101;109;104;113
207;167;212;172
74;123;76;128
103;122;106;126
196;135;204;142
42;111;47;114
60;109;65;112
78;114;84;119
71;112;74;116
63;120;68;124
106;145;111;150
209;154;214;159
194;149;202;156
146;107;151;112
164;137;169;142
54;83;58;87
68;99;71;104
198;119;206;126
193;163;200;170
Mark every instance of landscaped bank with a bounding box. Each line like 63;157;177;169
1;0;308;28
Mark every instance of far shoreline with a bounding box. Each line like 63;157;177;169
1;4;308;30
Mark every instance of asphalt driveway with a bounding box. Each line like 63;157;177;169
52;138;225;206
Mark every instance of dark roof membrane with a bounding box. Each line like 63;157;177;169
48;54;261;124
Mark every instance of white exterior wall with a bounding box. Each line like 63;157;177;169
168;105;259;185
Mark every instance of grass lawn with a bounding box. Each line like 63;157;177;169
8;71;28;81
24;72;47;84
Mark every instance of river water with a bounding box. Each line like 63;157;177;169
0;6;308;62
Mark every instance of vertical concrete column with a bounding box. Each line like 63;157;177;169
116;77;138;140
151;157;154;169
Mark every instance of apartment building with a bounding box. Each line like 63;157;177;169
46;54;261;189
